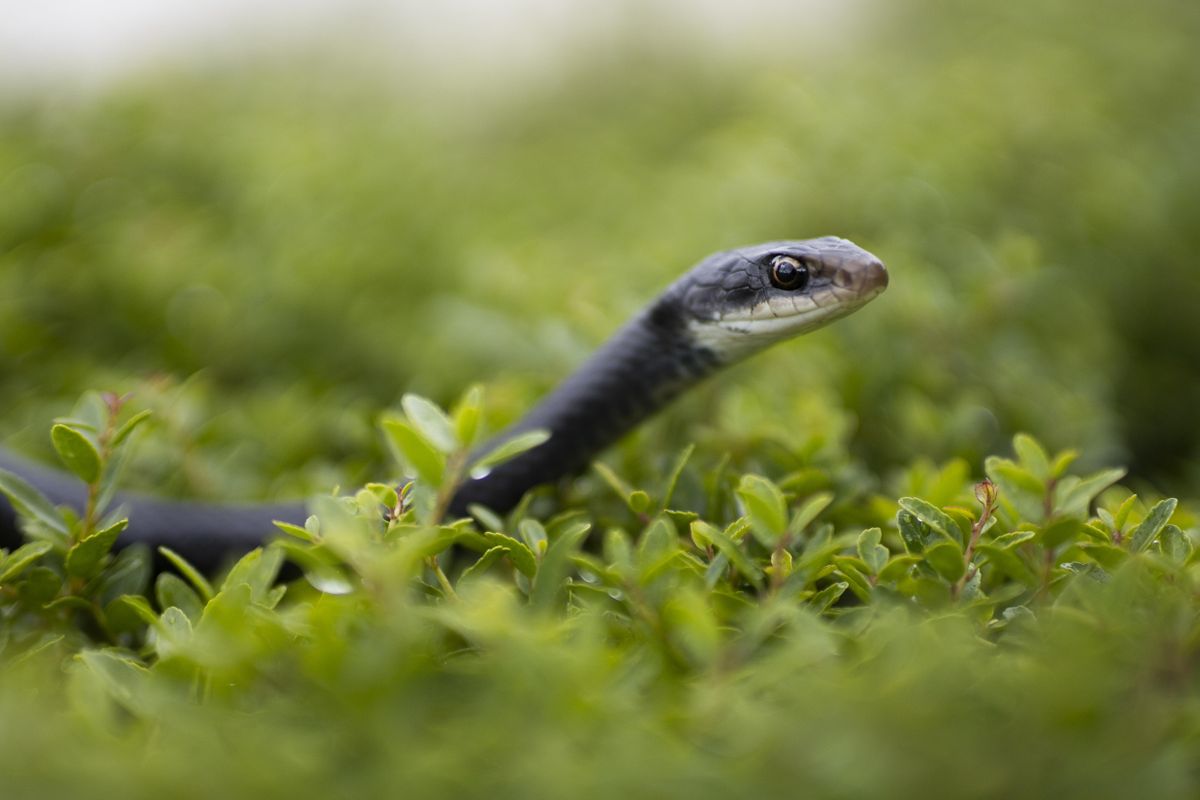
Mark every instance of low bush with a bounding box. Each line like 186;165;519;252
0;390;1196;799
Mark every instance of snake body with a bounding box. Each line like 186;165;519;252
0;238;887;570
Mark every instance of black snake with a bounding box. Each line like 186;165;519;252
0;238;887;570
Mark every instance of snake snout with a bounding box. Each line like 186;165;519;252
833;254;888;296
864;258;889;293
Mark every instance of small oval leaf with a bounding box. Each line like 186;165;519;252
51;424;103;484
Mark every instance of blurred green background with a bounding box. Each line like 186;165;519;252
1;0;1197;500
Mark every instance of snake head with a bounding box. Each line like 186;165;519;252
664;236;888;362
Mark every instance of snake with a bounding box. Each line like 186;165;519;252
0;237;887;571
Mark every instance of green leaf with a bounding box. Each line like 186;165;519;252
659;444;695;510
401;393;459;454
197;583;254;637
96;545;151;606
382;417;446;486
991;530;1037;549
898;497;962;546
857;528;889;575
923;540;966;583
1013;434;1051;481
43;595;92;614
831;560;872;602
636;516;677;569
593;461;634;505
470;430;551;476
897;510;933;553
0;468;70;538
768;548;794;581
877;554;923;583
459;545;510;583
273;520;317;544
985;456;1046;497
221;547;283;603
662;588;720;667
50;424;103;484
452;385;484;448
466;503;506;533
98;597;142;637
1054;467;1126;518
94;443;131;519
519;518;549;556
1061;562;1110;583
808;582;848;614
482;532;537;577
984;457;1046;521
604;528;634;573
69;391;109;432
1049;449;1079;478
1078;542;1128;571
1078;522;1111;543
77;650;149;712
737;474;788;548
157;547;214;601
1112;493;1139;531
833;554;871;574
114;594;160;627
156;606;194;657
693;520;763;590
1037;517;1082;550
1159;525;1191;564
111;409;153;448
789;492;835;538
65;518;128;579
1128;498;1178;554
0;541;53;583
263;585;287;610
155;573;204;622
977;544;1038;586
912;576;952;607
359;484;398;512
530;523;589;612
20;566;62;604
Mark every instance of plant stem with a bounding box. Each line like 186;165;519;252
955;480;998;598
427;557;458;599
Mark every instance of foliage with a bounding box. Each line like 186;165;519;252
2;392;1199;799
1;0;1199;796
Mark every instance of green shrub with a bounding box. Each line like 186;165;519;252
1;392;1197;799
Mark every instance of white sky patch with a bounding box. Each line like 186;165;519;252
0;0;864;91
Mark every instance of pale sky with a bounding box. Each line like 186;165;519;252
0;0;861;89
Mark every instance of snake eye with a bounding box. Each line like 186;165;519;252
769;256;809;291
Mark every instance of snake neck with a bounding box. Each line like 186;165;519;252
449;300;719;515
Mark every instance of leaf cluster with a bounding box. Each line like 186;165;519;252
2;392;1198;799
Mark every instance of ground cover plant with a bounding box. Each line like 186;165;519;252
0;391;1197;799
1;0;1199;797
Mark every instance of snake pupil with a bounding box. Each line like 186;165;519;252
770;256;809;290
